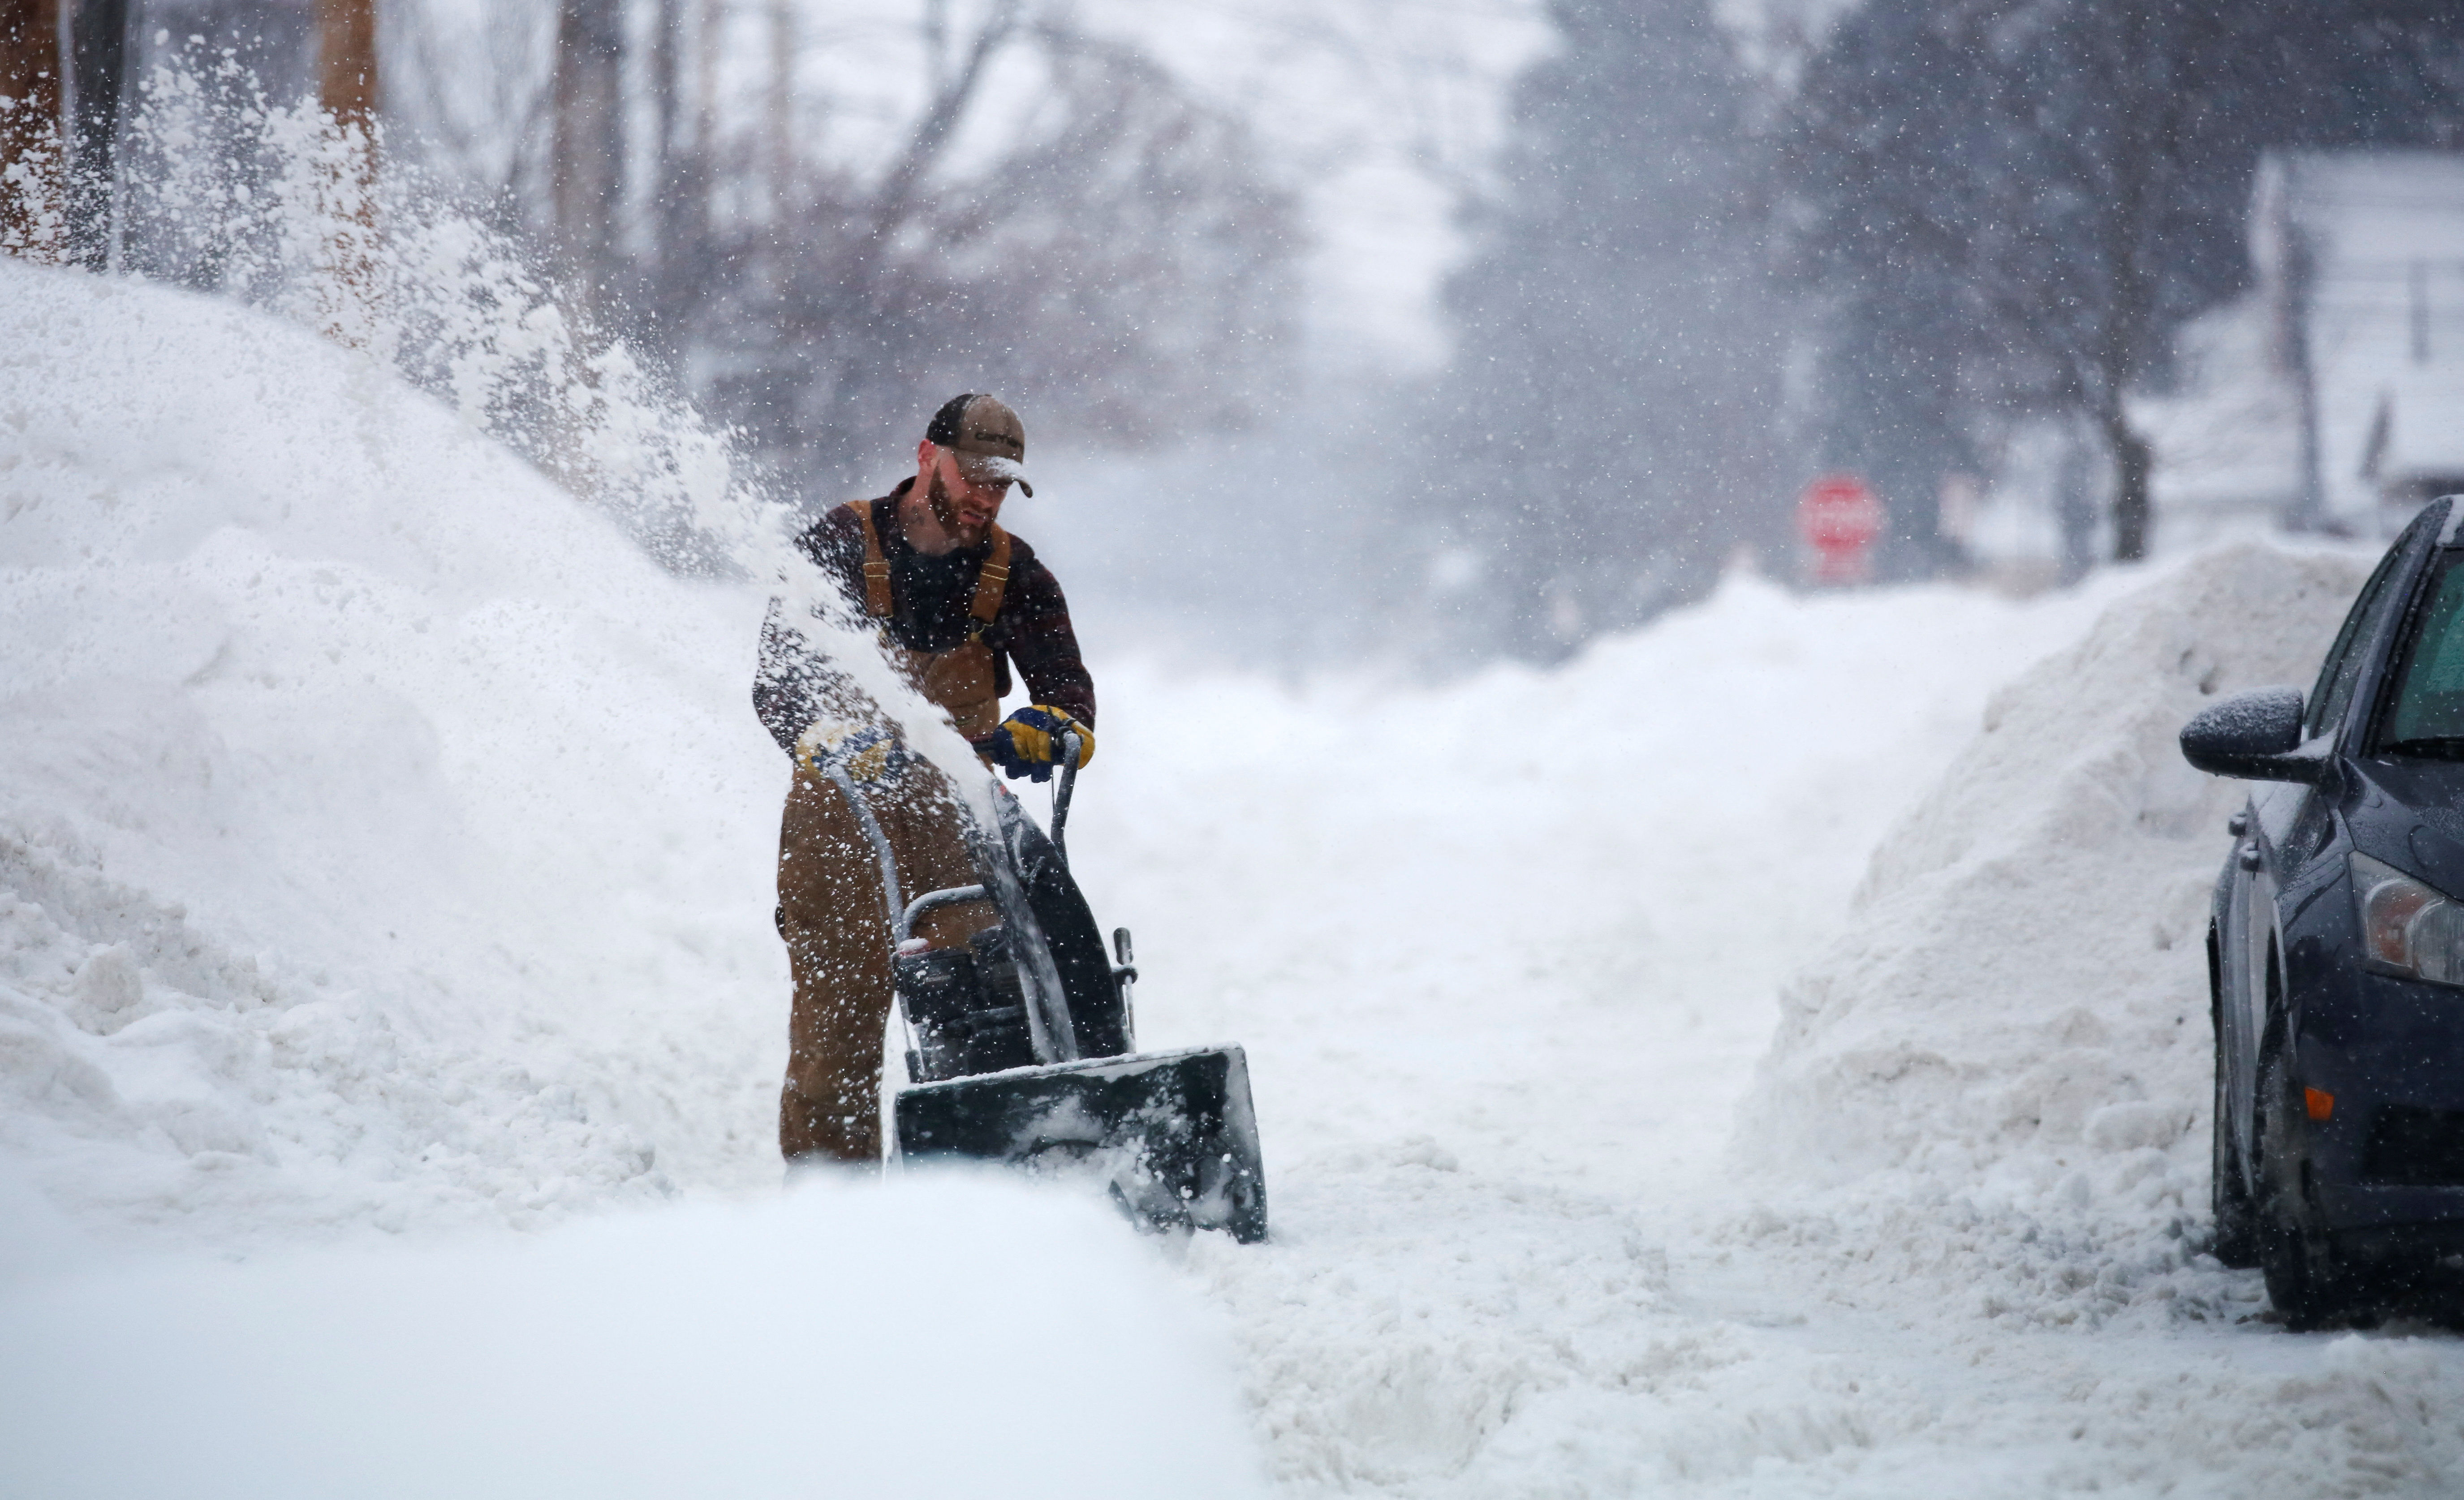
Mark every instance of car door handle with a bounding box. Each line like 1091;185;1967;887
2239;840;2264;871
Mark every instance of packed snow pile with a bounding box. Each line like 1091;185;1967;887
1738;544;2369;1289
0;259;955;1245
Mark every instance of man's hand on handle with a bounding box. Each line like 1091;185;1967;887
977;705;1094;782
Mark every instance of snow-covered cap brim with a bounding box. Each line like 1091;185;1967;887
954;451;1033;497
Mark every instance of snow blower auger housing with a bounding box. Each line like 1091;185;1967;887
823;735;1268;1242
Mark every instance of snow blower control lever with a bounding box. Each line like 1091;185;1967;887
846;730;1267;1242
1048;728;1080;864
1045;732;1138;1038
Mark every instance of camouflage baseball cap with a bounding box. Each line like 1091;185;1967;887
925;393;1033;497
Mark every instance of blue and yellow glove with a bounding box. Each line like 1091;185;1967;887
976;705;1094;782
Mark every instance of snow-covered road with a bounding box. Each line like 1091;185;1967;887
9;264;2464;1498
1056;549;2464;1496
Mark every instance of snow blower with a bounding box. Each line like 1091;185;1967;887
823;735;1268;1242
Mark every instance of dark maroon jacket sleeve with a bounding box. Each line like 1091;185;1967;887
999;546;1096;728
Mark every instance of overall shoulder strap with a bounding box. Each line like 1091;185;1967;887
844;500;893;618
969;525;1013;628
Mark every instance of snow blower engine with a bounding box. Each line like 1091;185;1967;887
820;734;1268;1242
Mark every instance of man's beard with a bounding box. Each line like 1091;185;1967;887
925;469;982;544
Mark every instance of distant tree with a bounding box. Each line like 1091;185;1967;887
1788;0;2464;563
389;0;1297;506
89;0;1297;545
680;14;1298;499
1779;0;2013;576
1409;0;1786;664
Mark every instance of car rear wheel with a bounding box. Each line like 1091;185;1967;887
2257;1040;2361;1329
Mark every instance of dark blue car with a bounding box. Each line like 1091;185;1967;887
2185;495;2464;1327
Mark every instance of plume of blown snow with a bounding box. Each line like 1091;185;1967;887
113;48;759;573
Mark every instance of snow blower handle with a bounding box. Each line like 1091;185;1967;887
1049;730;1083;865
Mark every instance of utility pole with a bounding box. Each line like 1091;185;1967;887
65;0;124;271
314;0;379;340
0;0;62;258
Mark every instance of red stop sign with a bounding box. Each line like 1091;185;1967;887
1797;473;1884;580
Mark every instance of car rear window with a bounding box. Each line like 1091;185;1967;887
2384;555;2464;747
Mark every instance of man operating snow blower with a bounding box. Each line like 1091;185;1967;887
750;395;1266;1241
754;393;1103;1160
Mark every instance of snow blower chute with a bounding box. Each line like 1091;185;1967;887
822;735;1268;1242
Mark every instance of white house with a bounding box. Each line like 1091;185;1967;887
2138;150;2464;543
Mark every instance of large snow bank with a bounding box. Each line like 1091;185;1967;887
1736;544;2371;1320
0;261;794;1241
0;254;1066;1245
0;1174;1263;1500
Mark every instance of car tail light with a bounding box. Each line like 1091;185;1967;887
2352;852;2464;986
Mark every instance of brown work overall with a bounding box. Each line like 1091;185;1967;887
776;503;1015;1163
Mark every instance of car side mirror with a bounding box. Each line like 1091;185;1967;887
2179;686;2323;783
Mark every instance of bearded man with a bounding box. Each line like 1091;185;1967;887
751;394;1115;1164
